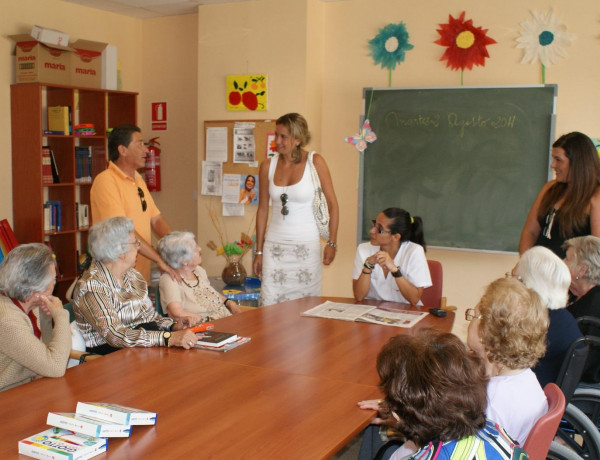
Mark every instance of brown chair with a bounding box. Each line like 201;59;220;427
421;259;456;311
421;260;442;308
523;383;566;460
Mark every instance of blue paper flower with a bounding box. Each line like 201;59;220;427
369;22;414;71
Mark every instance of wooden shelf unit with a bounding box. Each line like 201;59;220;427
10;83;137;300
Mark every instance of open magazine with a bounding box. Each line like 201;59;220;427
301;301;429;328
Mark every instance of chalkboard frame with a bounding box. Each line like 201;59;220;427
357;85;557;253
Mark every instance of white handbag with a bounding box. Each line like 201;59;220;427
308;151;330;240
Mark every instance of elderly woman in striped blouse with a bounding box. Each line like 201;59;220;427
73;216;197;355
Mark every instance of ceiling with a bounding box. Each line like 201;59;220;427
60;0;345;18
59;0;251;19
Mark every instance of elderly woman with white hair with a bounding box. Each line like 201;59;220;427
564;235;600;382
157;231;241;324
73;217;198;355
0;243;71;391
513;245;582;387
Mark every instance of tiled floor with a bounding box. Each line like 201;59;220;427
332;433;362;459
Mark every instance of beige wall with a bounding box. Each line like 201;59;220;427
140;15;198;237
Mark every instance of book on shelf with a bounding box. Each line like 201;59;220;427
18;427;107;460
75;203;89;229
46;412;132;438
75;146;92;183
47;106;70;135
49;147;60;183
76;402;157;426
301;300;429;328
44;201;62;232
42;146;53;184
195;331;238;347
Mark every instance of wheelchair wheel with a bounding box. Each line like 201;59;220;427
556;403;600;459
547;441;584;460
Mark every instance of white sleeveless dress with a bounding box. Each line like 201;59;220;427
261;153;321;306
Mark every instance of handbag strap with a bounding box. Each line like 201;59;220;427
308;151;322;189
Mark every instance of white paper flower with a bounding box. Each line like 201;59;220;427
516;9;575;66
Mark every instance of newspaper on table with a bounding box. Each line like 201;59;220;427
301;300;429;328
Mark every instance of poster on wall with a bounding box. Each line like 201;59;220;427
226;74;267;111
151;102;167;131
233;122;256;164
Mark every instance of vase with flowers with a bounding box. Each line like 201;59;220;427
207;207;255;286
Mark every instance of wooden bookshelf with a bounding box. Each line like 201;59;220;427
10;83;137;300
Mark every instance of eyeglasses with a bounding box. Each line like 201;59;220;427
138;187;147;212
465;308;482;321
371;220;392;234
124;238;141;249
504;272;523;281
280;193;289;216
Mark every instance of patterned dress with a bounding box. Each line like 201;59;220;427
261;153;321;306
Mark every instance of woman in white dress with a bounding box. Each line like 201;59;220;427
253;113;339;306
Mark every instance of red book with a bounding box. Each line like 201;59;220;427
0;219;19;251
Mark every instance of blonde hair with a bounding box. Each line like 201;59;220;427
276;113;311;163
477;278;548;369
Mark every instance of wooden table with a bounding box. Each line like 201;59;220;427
0;297;454;459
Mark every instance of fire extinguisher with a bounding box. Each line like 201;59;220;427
145;137;161;192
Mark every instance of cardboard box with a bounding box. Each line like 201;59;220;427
71;39;112;89
102;44;118;90
31;25;69;46
10;34;72;85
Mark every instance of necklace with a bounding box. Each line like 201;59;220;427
180;271;200;288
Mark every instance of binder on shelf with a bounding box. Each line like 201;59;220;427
47;106;71;135
75;146;92;183
75;203;89;229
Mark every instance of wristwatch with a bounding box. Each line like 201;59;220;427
391;266;403;278
163;331;172;347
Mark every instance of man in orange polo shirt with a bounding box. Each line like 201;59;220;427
91;125;177;283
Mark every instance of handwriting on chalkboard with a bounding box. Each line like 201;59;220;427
384;112;517;138
448;113;517;138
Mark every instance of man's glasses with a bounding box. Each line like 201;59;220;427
465;308;482;321
138;187;147;212
280;193;289;216
371;220;392;234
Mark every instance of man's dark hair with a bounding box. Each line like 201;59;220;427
108;124;141;162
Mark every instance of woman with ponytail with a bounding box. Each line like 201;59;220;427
352;208;431;305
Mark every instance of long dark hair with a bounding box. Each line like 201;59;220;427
383;208;426;250
539;132;600;237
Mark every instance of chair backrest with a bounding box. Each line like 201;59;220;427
421;260;442;308
523;383;566;460
576;316;600;383
555;336;590;404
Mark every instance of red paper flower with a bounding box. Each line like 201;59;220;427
435;11;496;71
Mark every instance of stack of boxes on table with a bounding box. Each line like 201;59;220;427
18;402;157;459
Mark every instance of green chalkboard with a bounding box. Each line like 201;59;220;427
359;86;557;252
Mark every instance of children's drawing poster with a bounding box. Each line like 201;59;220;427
226;74;267;111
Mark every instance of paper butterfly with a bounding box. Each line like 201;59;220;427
344;119;377;153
